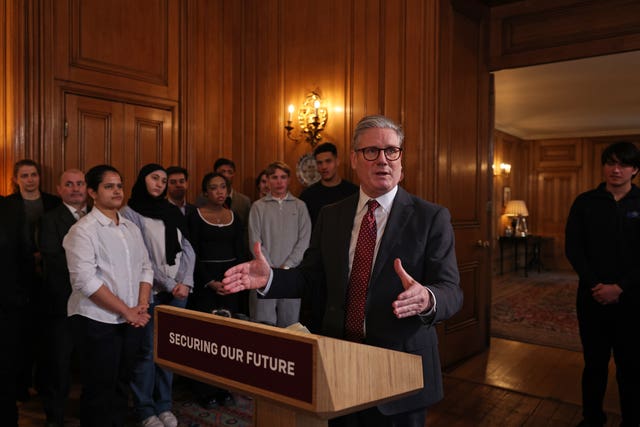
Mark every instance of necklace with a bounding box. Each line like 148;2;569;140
206;207;227;224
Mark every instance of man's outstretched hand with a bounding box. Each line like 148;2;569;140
221;242;271;294
392;258;433;318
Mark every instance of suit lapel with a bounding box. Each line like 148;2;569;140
370;187;413;285
59;206;77;229
336;195;358;294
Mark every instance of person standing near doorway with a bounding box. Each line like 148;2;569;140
565;141;640;427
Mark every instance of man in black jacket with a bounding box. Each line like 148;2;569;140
6;159;61;401
565;141;640;427
0;196;35;426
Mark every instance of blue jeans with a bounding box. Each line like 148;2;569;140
130;292;188;421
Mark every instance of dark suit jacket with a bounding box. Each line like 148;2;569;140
0;197;34;311
39;204;78;316
184;202;197;218
5;191;62;213
269;187;463;414
4;192;60;304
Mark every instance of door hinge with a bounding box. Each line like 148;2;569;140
64;121;68;138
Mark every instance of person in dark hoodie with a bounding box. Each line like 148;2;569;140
565;141;640;427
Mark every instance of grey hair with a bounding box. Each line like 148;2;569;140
352;115;404;150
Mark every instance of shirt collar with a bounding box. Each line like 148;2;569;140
265;191;292;202
356;186;398;214
91;207;124;227
168;198;185;208
63;202;87;216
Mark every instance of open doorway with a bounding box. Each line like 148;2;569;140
489;50;640;349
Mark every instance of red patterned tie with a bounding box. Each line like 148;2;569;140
344;199;379;342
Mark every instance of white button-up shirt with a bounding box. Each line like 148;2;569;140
63;208;154;324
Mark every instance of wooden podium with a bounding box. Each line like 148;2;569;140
154;306;424;426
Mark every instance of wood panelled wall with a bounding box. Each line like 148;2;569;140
1;0;18;194
489;0;640;70
493;131;640;272
3;0;639;363
1;0;477;202
1;0;493;366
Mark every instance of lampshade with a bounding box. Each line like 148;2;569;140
504;200;529;217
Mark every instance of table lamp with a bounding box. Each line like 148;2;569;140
505;200;529;237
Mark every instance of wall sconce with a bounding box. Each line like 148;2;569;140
494;162;511;177
284;91;328;148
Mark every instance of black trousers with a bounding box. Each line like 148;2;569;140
72;315;144;427
577;291;640;426
41;314;75;424
0;307;23;427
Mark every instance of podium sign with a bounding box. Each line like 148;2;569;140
155;306;424;425
156;307;314;404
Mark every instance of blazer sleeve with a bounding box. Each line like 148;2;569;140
421;206;463;325
39;210;73;302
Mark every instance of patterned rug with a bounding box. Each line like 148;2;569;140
18;378;253;427
171;378;253;427
491;271;582;352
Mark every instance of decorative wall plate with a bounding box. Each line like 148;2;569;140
296;152;321;186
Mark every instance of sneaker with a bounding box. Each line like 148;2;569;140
158;411;178;427
141;415;165;427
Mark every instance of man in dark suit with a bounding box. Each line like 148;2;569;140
166;166;197;216
222;115;463;426
39;168;88;427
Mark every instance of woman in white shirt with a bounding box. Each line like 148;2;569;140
63;164;153;427
121;163;195;427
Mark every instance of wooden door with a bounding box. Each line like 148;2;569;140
64;93;175;197
433;1;492;367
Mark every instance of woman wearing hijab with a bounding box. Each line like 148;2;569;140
121;163;195;427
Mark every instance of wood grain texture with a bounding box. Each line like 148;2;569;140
154;306;423;422
490;0;640;70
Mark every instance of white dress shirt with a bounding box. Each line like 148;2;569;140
63;202;87;221
347;186;398;275
63;208;154;324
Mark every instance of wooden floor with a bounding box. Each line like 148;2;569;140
428;337;621;427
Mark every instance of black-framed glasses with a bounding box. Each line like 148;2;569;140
356;146;403;161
